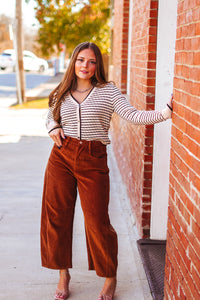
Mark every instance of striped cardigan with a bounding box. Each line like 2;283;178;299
46;82;172;145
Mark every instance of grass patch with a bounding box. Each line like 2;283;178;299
11;98;49;109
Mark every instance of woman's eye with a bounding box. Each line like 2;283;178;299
76;59;96;64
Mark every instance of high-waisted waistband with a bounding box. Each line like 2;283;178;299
63;136;106;147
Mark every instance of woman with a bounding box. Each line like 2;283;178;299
41;42;173;300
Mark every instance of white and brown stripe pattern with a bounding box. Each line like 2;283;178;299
46;83;171;145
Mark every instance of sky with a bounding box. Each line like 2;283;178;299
1;0;38;28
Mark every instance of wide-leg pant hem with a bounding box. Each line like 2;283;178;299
41;264;117;278
89;267;117;278
41;263;73;270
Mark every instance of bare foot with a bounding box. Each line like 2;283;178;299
99;277;117;299
55;269;71;299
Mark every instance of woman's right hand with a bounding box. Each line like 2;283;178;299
49;128;65;148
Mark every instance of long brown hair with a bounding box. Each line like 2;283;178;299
49;42;108;123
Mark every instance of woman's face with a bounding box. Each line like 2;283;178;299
75;48;97;81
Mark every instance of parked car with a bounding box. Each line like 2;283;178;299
0;49;15;70
23;50;48;72
0;49;48;72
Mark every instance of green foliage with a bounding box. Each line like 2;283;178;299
32;0;111;56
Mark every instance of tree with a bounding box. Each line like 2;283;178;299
0;15;13;51
33;0;111;56
0;13;41;57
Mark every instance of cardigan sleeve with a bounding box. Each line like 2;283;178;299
46;109;60;131
111;84;172;125
46;92;60;131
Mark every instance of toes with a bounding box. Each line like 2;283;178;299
98;294;112;300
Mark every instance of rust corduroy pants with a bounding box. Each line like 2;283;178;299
40;136;118;277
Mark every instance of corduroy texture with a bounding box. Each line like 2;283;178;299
40;136;118;277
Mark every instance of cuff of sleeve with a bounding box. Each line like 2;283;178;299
46;120;60;131
161;106;172;120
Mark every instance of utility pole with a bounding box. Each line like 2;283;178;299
15;0;26;103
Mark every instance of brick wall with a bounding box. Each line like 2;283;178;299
111;0;158;237
164;1;200;299
112;0;129;92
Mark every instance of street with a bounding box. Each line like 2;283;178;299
0;68;54;98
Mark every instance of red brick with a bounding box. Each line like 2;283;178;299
193;7;200;21
185;269;200;299
193;52;200;65
184;0;197;10
150;0;158;9
190;66;200;80
191;220;200;239
191;263;200;288
180;286;187;300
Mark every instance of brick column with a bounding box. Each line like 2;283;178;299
113;0;129;93
111;0;159;238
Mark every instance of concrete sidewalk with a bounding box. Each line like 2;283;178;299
0;75;152;299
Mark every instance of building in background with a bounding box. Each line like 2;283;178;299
110;0;200;298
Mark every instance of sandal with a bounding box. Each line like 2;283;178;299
54;270;70;300
98;277;116;300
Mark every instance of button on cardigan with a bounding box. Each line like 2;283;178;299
46;82;172;145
